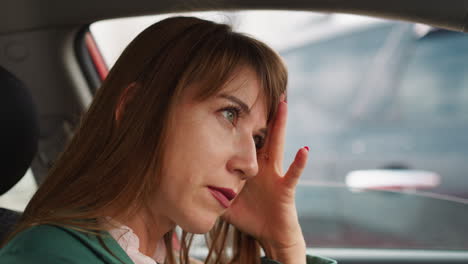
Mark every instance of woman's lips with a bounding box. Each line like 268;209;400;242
207;186;237;208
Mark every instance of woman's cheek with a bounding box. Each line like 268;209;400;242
212;114;236;144
206;128;232;157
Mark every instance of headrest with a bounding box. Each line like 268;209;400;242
0;66;39;195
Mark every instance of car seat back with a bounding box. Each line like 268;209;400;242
0;65;39;242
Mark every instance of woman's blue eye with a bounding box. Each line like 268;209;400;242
221;108;238;124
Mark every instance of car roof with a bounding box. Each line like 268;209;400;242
1;0;468;34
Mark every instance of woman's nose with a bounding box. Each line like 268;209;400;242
226;135;259;180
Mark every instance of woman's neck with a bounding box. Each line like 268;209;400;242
112;209;175;257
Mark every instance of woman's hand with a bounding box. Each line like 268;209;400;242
222;100;309;264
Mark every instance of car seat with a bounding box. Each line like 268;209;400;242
0;65;39;242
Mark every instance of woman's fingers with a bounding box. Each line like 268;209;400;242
283;147;309;188
267;101;288;172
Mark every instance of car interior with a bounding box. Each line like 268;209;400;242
1;0;468;263
0;65;39;240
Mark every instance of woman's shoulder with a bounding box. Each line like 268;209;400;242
2;224;85;250
0;224;131;264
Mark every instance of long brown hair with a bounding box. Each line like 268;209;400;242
5;16;287;263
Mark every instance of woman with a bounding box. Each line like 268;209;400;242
0;16;336;264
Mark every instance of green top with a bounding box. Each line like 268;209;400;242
0;225;336;264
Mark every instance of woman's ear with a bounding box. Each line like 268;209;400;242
115;82;137;122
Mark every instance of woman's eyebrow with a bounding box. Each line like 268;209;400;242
218;94;250;114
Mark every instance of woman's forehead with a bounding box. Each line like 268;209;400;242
182;66;270;119
183;66;261;100
218;67;264;105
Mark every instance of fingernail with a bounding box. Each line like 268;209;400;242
304;146;309;152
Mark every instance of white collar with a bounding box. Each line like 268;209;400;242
106;218;166;264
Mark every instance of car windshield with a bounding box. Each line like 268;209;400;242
90;10;468;251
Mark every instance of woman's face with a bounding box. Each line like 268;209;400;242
154;67;268;233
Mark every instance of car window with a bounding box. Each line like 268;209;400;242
89;11;468;252
281;23;396;180
282;22;468;250
331;29;468;199
0;170;37;211
385;30;468;198
396;31;468;125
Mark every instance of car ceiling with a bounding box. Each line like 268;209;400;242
1;0;468;34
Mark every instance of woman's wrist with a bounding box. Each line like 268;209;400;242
260;238;307;264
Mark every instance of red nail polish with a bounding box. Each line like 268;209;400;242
304;146;309;151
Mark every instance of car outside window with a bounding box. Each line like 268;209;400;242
0;170;37;211
89;11;468;251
